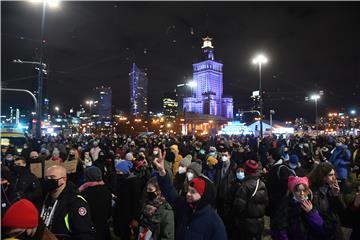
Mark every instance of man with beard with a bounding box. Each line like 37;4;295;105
40;165;94;240
12;157;42;210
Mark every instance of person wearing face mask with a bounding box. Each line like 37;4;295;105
11;157;42;210
173;155;192;193
223;167;244;239
138;177;175;240
272;176;325;240
231;160;268;240
152;152;227;240
40;165;94;240
214;150;237;224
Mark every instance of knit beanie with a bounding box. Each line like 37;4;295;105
2;199;39;228
84;166;103;182
207;156;218;166
170;144;179;153
180;154;192;167
288;176;309;192
189;178;206;196
125;152;134;161
187;162;202;176
115;160;132;174
244;160;258;175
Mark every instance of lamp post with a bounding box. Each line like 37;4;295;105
86;100;94;115
310;94;320;135
252;54;268;140
54;106;60;116
28;0;60;138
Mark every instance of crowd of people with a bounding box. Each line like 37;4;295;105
1;133;360;240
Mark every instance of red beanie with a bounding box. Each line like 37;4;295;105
190;178;206;196
2;199;39;228
244;160;259;175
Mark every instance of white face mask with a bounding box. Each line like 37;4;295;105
236;171;245;180
335;143;342;147
178;166;187;174
186;172;194;181
153;150;159;155
222;156;229;162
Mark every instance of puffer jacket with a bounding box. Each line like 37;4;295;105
232;175;268;236
330;145;351;180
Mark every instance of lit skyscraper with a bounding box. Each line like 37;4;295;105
163;92;178;119
93;86;112;119
129;63;148;117
183;36;233;118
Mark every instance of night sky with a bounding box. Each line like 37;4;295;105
2;1;360;121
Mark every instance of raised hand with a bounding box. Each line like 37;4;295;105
152;148;166;176
301;199;313;213
330;180;340;196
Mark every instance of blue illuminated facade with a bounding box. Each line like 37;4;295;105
183;37;233;118
129;63;148;117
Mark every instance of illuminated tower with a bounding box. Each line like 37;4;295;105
129;63;148;117
183;36;233;118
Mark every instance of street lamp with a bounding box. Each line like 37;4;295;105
54;106;60;115
350;109;356;115
85;100;94;115
310;94;320;135
252;54;268;140
27;0;61;139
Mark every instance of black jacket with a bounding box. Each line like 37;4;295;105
12;166;43;209
311;186;345;240
232;175;268;236
81;184;112;240
113;174;142;239
41;182;94;240
265;160;296;217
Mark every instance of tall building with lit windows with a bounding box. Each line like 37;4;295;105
163;92;178;119
93;86;112;119
183;37;233;118
129;63;148;117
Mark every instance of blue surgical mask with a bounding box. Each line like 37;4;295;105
236;171;245;180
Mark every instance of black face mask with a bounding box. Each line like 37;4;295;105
43;178;61;192
147;191;157;201
13;165;27;174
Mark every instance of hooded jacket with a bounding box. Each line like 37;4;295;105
157;174;227;240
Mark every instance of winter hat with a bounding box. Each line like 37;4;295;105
84;166;103;182
244;160;258;175
207;156;218;166
139;147;146;153
189;178;206;197
170;144;179;153
288;176;309;192
2;199;39;228
187;162;202;176
180;154;192;168
209;146;217;152
115;160;132;174
125;152;134;161
288;154;300;169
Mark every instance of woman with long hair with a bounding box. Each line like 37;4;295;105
307;162;346;240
